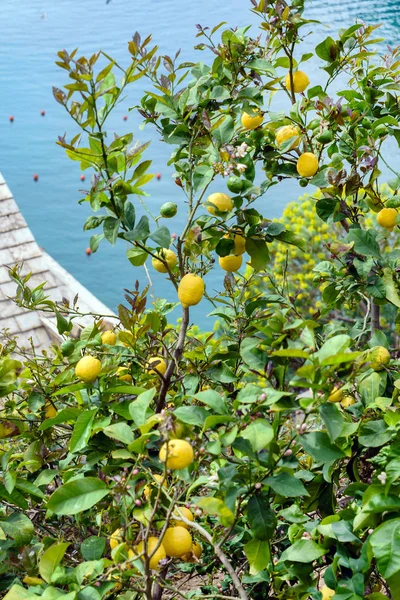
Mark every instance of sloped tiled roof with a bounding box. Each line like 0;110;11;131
0;173;115;350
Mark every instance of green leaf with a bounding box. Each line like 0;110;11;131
316;334;351;364
69;408;97;453
280;539;326;563
126;246;148;266
3;586;38;600
370;519;400;579
197;497;234;527
359;372;386;405
247;495;277;540
124;201;136;230
319;403;344;442
47;477;109;515
193;165;214;193
315;37;339;62
129;388;155;427
246;238;270;271
347;229;381;259
241;419;274;452
149;226;171;248
103;217;120;245
81;536;106;561
40;408;82;430
240;337;266;371
0;512;34;546
383;267;400;307
103;422;134;445
39;541;70;583
90;233;104;253
213;115;234;144
274;230;306;251
174;406;209;426
194;390;228;415
358;420;392;447
125;215;150;242
244;539;271;575
265;472;309;497
301;432;345;462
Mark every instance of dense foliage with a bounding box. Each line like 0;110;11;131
2;1;400;599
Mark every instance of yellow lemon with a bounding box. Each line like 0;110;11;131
321;586;335;600
110;528;124;550
136;537;166;570
377;207;397;229
241;110;263;130
286;70;310;93
296;152;319;177
143;473;167;499
183;541;202;562
171;506;194;529
148;356;167;376
101;330;117;345
159;439;194;470
328;387;344;403
219;254;243;272
117;367;132;383
224;232;246;255
151;249;177;273
341;395;356;408
75;355;101;383
369;346;390;371
22;576;44;585
161;526;192;557
178;274;205;307
45;402;57;419
275;125;300;149
206;192;233;215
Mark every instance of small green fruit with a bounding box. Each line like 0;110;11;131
160;202;178;218
60;340;74;357
317;130;334;144
227;176;244;194
299;178;309;187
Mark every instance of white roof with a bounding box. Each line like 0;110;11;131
0;173;115;350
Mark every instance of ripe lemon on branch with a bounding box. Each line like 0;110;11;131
162;526;193;557
171;506;194;529
219;254;243;272
297;152;319;177
275;125;300;149
136;537;166;570
110;528;123;550
159;439;194;470
75;355;101;383
148;356;167;376
206;192;233;215
152;249;177;273
178;274;204;307
117;367;132;382
241;110;263;130
224;231;246;255
286;70;310;93
101;330;116;345
183;541;202;562
377;207;397;229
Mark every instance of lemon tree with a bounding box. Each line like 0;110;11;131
3;2;400;600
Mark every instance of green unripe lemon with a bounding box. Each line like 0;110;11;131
60;340;74;357
160;202;178;218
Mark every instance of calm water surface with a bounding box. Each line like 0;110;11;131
0;0;399;325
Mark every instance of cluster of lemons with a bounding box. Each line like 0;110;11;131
71;330;168;389
148;69;319;310
109;439;201;578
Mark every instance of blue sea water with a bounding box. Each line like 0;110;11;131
0;0;399;326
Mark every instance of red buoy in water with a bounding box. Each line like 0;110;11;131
33;174;39;182
123;115;128;121
9;116;14;123
80;174;85;181
156;173;161;180
40;110;45;116
86;248;92;256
